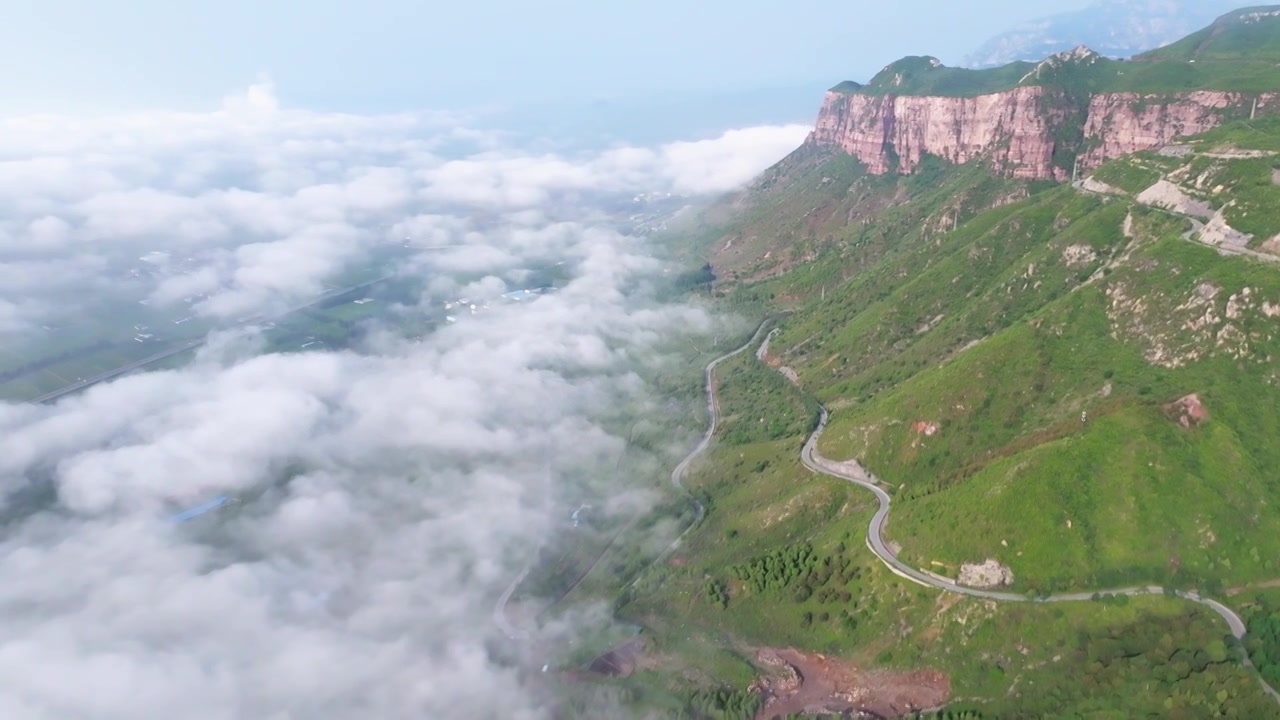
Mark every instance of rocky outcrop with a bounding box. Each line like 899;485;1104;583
808;87;1279;180
957;559;1015;588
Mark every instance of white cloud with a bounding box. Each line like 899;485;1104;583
658;124;811;194
0;235;713;718
416;124;810;211
24;216;71;252
0;298;30;333
0;82;808;712
0;81;777;718
0;83;804;321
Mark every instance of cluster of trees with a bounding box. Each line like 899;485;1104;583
703;578;729;610
800;607;859;631
669;263;716;295
729;543;861;598
677;688;759;720
1086;616;1225;666
1074;609;1235;691
1245;606;1280;685
960;606;1279;717
810;587;854;605
716;358;820;447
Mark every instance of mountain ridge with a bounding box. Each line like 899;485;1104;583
963;0;1244;68
809;7;1280;181
623;12;1280;717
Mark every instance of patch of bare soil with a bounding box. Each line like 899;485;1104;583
1137;180;1214;220
586;637;646;678
752;648;949;719
910;421;940;437
957;559;1015;589
1165;393;1209;429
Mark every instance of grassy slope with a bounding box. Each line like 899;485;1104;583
615;87;1280;720
615;336;1277;718
1080;116;1280;245
1142;6;1280;62
793;177;1280;591
673;118;1280;600
698;147;1035;302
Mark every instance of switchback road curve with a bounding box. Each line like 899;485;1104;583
763;329;1280;704
644;318;777;569
495;319;775;639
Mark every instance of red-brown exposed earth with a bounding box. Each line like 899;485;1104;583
751;647;950;719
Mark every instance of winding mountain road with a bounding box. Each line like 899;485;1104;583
494;320;775;639
767;331;1280;703
496;318;1280;705
644;319;777;568
801;406;1245;619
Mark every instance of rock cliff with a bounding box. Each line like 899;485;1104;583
810;87;1071;180
1079;91;1279;168
808;87;1279;181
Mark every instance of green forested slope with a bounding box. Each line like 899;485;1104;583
610;12;1280;720
730;114;1280;597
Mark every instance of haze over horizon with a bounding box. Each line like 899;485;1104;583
2;0;1100;119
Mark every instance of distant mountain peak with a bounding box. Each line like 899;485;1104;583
964;0;1241;68
1050;45;1101;63
1018;46;1102;83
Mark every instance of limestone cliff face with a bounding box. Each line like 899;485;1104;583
810;87;1069;180
809;88;1279;180
1079;92;1280;169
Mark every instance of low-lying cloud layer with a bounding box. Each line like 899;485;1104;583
0;85;802;718
0;81;807;325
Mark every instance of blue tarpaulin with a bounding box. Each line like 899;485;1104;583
168;495;230;523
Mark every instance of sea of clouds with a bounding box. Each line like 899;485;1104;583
0;83;807;718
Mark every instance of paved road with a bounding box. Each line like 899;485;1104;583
495;318;1280;705
30;276;391;405
494;558;536;641
641;319;776;571
802;406;1245;621
494;320;776;640
1072;178;1279;266
785;358;1280;703
29;339;208;404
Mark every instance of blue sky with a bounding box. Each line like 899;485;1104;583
2;0;1095;115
